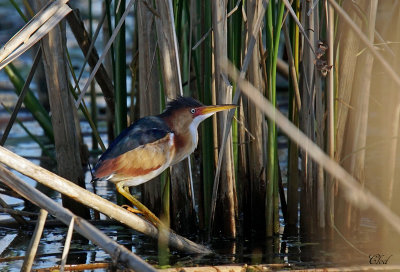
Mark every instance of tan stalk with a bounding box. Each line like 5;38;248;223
339;0;378;235
246;0;266;231
299;0;316;236
210;0;236;238
334;0;362;166
283;23;301;111
238;96;249;223
21;209;47;272
154;0;196;233
333;0;360;234
312;2;325;231
38;0;89;218
137;0;162;216
326;0;335;236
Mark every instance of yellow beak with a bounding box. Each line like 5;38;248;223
198;104;237;115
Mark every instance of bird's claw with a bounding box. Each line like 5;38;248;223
121;205;160;227
121;204;143;214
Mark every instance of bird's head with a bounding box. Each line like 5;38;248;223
160;96;237;132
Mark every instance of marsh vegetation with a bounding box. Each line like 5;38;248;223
1;0;400;270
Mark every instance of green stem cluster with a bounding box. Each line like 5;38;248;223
266;0;285;237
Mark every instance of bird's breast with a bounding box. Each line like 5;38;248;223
171;128;198;165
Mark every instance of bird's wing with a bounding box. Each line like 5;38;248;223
94;133;174;181
93;116;173;180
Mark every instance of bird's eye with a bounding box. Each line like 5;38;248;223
190;108;196;114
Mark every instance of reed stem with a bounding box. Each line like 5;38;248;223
115;0;127;135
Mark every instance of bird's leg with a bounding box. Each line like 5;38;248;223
121;186;143;214
116;183;163;227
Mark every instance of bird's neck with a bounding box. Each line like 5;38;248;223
161;116;199;164
175;130;197;165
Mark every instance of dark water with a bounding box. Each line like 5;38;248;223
0;203;385;271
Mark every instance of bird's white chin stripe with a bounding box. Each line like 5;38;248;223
189;113;213;151
193;113;213;126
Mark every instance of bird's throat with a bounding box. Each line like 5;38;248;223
169;114;211;165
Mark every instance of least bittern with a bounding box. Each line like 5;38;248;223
93;96;236;227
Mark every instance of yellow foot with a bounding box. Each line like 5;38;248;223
116;184;163;228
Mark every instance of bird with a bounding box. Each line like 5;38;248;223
93;96;237;227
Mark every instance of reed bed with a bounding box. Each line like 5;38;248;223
1;0;400;269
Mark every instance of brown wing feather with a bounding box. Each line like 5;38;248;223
94;133;173;181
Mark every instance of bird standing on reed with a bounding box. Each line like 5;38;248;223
93;96;236;227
